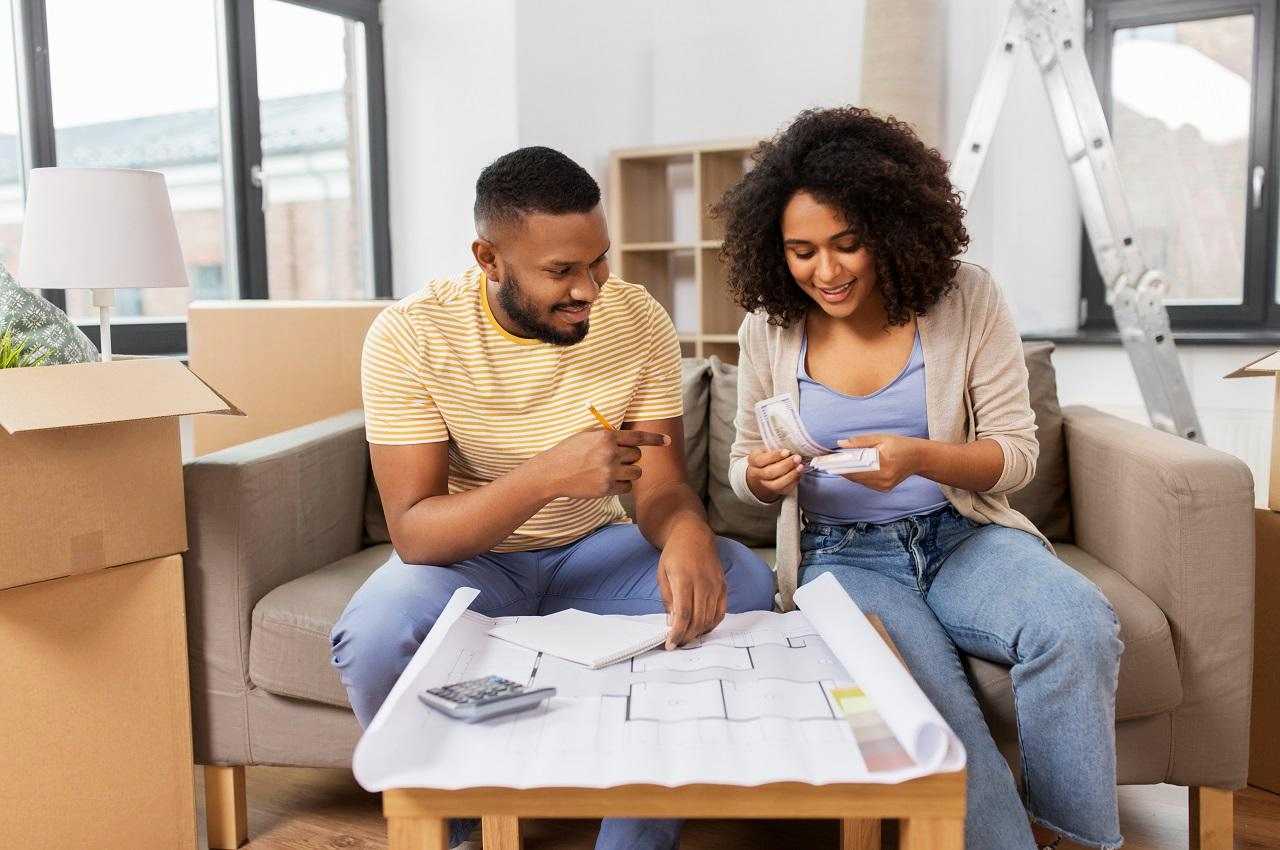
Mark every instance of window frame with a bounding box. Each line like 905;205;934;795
1081;0;1277;331
9;0;393;356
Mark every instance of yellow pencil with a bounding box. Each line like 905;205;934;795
588;404;615;431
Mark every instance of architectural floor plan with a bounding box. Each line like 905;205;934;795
354;573;963;791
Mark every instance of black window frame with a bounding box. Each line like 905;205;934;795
1082;0;1278;332
10;0;393;356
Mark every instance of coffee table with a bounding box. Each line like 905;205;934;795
374;616;966;850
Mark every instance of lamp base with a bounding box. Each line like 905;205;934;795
91;288;113;362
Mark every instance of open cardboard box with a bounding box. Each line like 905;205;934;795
0;357;241;590
0;357;240;848
1225;351;1280;793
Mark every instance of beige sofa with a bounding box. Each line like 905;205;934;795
183;344;1256;847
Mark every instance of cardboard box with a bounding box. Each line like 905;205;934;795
0;358;239;590
188;299;387;455
1226;350;1280;510
1226;353;1280;791
0;555;197;849
1253;508;1280;793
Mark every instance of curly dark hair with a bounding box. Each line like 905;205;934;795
713;107;968;327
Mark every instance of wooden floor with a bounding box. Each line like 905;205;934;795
193;766;1280;850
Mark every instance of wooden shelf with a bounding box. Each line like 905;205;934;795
610;140;757;364
618;241;721;252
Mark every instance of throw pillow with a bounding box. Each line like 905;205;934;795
0;263;98;365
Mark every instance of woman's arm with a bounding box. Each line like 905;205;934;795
728;313;782;507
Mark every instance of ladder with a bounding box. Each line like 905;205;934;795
949;0;1204;442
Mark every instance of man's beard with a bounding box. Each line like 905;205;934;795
497;273;590;346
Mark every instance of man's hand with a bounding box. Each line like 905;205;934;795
745;448;804;503
532;428;669;500
836;434;926;492
656;527;727;649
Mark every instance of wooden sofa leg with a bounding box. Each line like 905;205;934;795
1189;786;1233;850
204;765;248;849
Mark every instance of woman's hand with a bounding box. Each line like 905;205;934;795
745;449;804;503
836;434;928;492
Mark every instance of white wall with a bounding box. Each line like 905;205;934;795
515;2;866;194
383;0;865;295
944;0;1083;333
383;0;519;291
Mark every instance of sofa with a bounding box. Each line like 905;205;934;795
183;343;1256;848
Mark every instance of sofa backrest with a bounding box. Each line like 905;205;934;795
365;342;1072;547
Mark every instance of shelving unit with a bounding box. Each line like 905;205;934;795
609;140;757;363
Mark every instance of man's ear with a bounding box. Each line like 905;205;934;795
471;237;500;281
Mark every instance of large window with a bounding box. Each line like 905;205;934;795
1084;0;1277;330
6;0;390;354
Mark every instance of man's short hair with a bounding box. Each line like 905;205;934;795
474;146;601;234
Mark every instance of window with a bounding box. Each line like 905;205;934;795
45;0;230;324
256;1;374;300
1084;0;1277;330
6;0;390;354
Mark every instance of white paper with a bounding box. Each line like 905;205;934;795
489;608;667;668
352;576;964;791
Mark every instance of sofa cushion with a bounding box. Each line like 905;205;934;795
963;543;1182;741
250;544;394;708
1008;342;1073;542
707;356;781;545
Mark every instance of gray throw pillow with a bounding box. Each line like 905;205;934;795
0;264;98;365
1010;341;1073;542
618;357;710;519
707;356;781;546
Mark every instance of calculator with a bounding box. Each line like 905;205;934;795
418;675;556;723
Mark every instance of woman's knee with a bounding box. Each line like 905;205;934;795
1033;582;1123;669
714;537;777;612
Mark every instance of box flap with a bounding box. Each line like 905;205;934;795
1224;349;1280;379
0;358;241;434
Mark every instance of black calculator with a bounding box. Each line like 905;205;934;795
418;675;556;723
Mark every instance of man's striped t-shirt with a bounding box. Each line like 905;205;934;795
361;266;683;553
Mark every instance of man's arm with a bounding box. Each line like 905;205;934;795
626;416;727;648
372;428;669;566
371;442;555;565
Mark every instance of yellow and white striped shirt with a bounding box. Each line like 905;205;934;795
361;266;683;552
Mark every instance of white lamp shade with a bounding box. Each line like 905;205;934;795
18;167;189;291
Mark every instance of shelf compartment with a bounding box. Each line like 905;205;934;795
698;149;753;242
700;247;746;337
614;155;696;245
619;248;698;336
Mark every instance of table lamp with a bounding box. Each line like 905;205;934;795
18;167;189;361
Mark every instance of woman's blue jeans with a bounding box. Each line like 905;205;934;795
799;505;1124;850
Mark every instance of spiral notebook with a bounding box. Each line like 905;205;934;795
488;608;668;669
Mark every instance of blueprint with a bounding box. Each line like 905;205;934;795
353;572;965;791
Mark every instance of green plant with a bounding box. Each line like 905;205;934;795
0;323;47;369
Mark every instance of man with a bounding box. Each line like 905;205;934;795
330;146;776;850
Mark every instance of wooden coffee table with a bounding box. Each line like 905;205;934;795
382;771;966;849
376;616;965;849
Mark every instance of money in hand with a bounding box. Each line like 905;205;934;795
754;394;880;474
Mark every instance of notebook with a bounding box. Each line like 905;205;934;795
488;608;668;669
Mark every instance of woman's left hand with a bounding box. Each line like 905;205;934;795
836;434;929;492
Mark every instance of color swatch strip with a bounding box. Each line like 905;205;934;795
830;686;915;773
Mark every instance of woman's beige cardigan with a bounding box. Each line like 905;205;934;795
728;262;1049;610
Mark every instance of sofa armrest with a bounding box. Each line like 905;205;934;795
1063;405;1255;787
183;409;369;765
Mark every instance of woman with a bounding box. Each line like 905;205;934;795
718;107;1123;850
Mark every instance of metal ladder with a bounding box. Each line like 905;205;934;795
949;0;1204;441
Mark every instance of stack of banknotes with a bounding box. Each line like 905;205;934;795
754;393;880;475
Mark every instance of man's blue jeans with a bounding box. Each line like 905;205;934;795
331;521;776;850
800;504;1124;850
